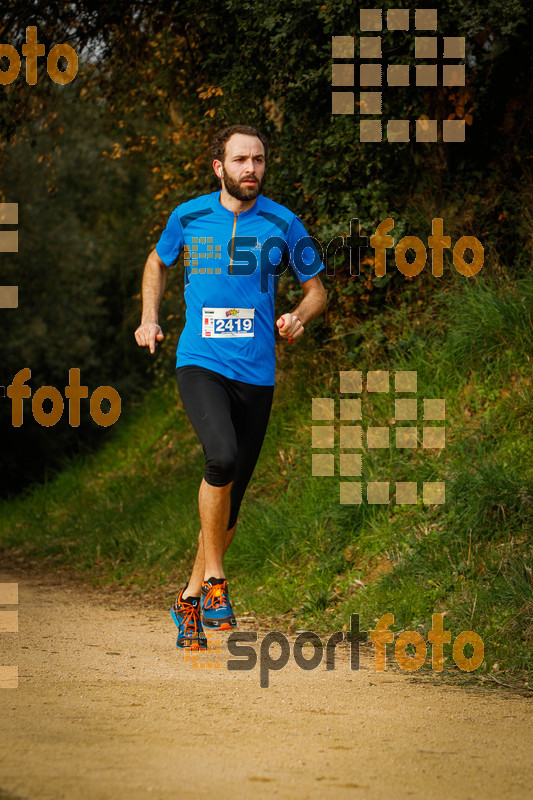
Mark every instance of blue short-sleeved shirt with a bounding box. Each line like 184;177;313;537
156;190;325;385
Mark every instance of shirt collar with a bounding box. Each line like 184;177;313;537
215;190;261;218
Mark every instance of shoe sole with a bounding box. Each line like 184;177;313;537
202;618;237;630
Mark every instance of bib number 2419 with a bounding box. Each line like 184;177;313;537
202;307;255;338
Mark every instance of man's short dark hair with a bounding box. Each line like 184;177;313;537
210;125;268;164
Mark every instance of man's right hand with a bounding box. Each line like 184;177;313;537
134;322;164;354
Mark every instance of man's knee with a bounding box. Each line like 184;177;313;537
204;443;238;486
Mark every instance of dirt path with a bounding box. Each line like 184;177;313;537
0;570;531;800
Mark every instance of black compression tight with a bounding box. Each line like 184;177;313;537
176;365;274;531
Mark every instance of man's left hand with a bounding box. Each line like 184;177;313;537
276;313;304;340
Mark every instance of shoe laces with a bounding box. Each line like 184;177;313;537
175;596;201;636
204;581;228;610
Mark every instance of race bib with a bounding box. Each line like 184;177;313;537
202;307;255;338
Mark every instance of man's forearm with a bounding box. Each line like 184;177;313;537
141;252;168;324
292;289;327;326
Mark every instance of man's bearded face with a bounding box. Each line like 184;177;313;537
220;166;263;201
217;134;266;201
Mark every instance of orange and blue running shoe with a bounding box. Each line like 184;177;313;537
170;586;208;650
201;577;237;630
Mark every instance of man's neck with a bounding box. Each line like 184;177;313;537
218;187;258;215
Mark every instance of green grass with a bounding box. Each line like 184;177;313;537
1;273;532;684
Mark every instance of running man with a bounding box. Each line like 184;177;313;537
135;125;327;649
